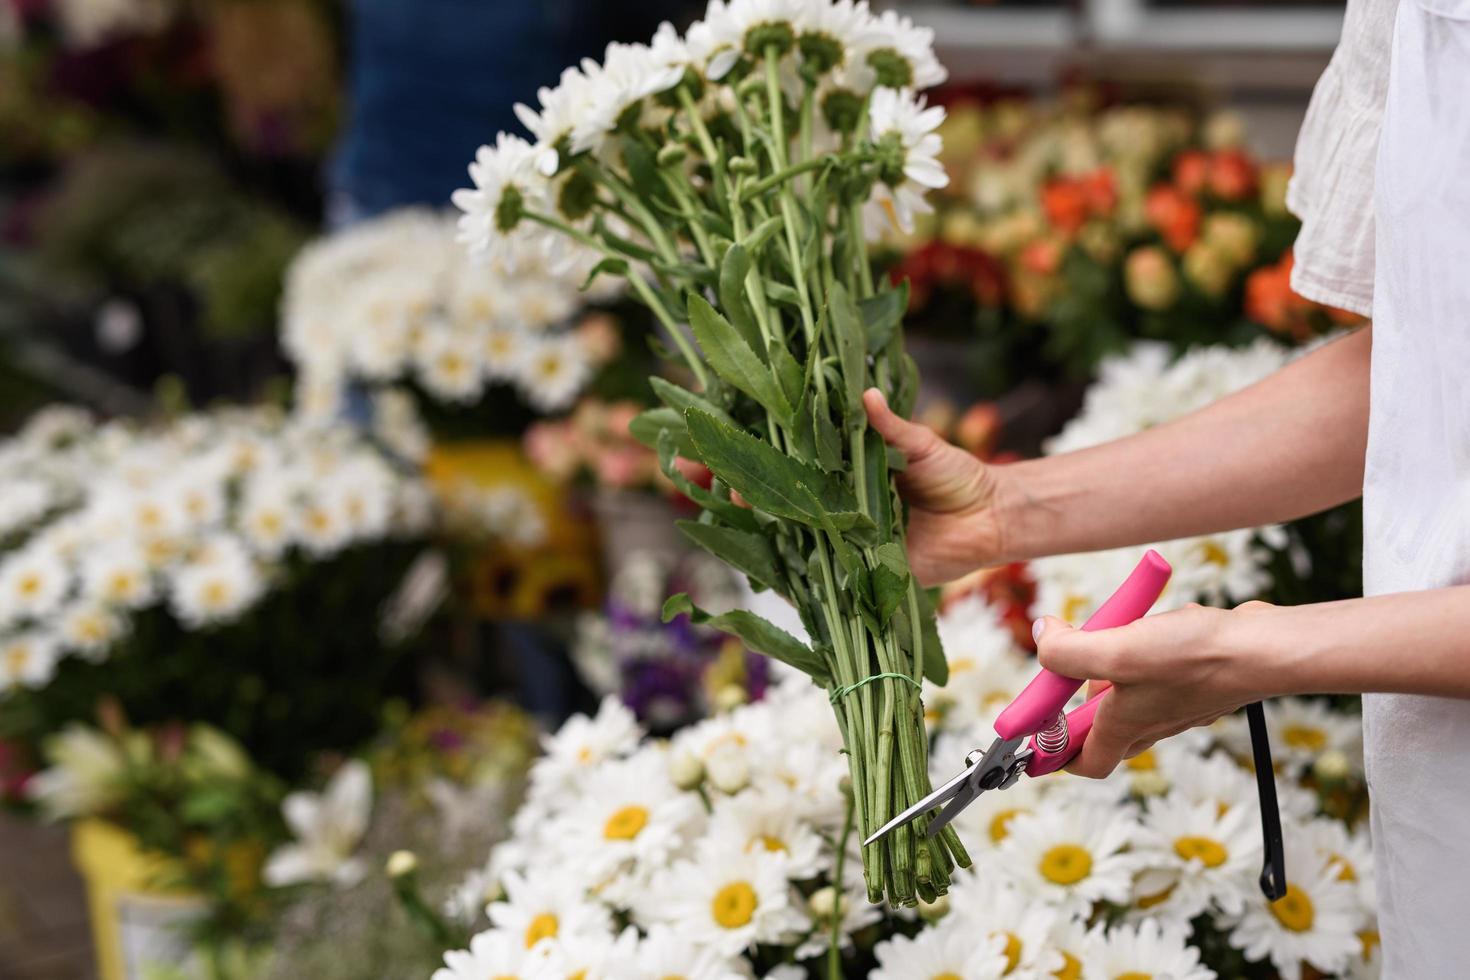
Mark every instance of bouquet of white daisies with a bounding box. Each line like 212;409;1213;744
431;588;1376;980
281;208;624;425
0;404;440;782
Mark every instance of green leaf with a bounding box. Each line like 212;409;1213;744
860;281;909;353
662;593;830;685
740;215;784;254
766;282;803;307
812;385;843;472
654;260;718;286
827;510;879;545
828;282;867;421
629;407;695;457
676;520;781;591
771;346;804;412
655;430;760;532
650;376;737;428
892;352;920;419
863;426;893;542
595;216;660;262
621;134;662;200
895;584;949;687
581;257;628;290
717;244;765;357
685;407;857;524
687;294;792;423
870;543;910;627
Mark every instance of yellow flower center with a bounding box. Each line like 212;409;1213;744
257;512;283;534
1200;540;1230;566
1331;853;1357;882
932;974;963;980
6;647;30;672
1039;844;1092;885
536;355;564;380
439;353;468;377
524;912;558;948
202;580;232;609
17;573;41;598
569;971;587;980
1269;883;1316;932
1061;595;1090;623
108;571;137;598
139;504;163;529
1116;973;1153;980
1053;952;1082;980
576;746;594;763
711;881;758;929
1124;749;1157;772
306;509;332;533
989;808;1022;843
949;657;975;673
995;931;1022;973
603;805;649;841
1282;725;1326;751
1137;882;1177;909
1360;930;1380;959
752;834;787;853
1173;836;1228;868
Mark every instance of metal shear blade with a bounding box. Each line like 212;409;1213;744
862;734;1027;846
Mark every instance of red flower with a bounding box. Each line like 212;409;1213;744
1173;150;1210;195
1208;149;1258;201
1144;185;1201;253
1042;178;1091;234
1080;167;1118;217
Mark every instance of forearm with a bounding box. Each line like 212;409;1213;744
996;327;1371;561
1235;587;1470;699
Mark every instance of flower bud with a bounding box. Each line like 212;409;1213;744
714;683;747;713
838;775;853;800
670;748;705;790
918;892;950;922
1183;242;1232;299
656;144;688;168
1313;749;1351;782
1130;769;1171;798
386;850;419;879
808;885;846;922
728;156;758;177
706;745;750;794
1202;212;1258;267
1124;246;1180;311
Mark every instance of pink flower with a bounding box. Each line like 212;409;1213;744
524;421;580;481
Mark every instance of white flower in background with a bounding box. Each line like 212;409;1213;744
640;844;808;956
705;785;826;880
858;8;947;90
26;725;128;820
632;927;748;980
991;801;1139;916
1264;697;1364;776
1299;817;1376;915
237;484;297;558
865;87;947;235
264;760;373;888
415;329;485;404
571;40;684;156
793;0;883;78
487;869;615;951
870;915;1009;980
0;545;71;625
514;65;598;175
1129;793;1262;922
1227;841;1363;980
946;874;1063;976
1085;917;1215;980
453;133;551;265
532;696;642;796
0;479;52;537
431;929;557;980
56;601;123;660
516;333;592;413
0;631;61;692
167;535;264;629
295;489;355;558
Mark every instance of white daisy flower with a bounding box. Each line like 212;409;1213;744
515;333;593;413
792;0;881;78
705;785;826;880
856;8;947;90
865;87;948;236
415;329;486;404
542;925;640;980
947;873;1064;976
1263;698;1364;776
569;41;684;156
992;801;1139;916
513;65;598;175
296;490;355;558
166;536;264;629
483;324;528;382
237;484;297;558
0;630;62;693
487;869;615;951
532;696;643;796
1084;918;1215;980
263;760;373;888
0;478;53;537
1129;793;1261;922
431;929;558;980
452;133;553;266
55;601;123;660
632;926;748;980
640;844;808;957
870;914;1009;980
0;546;71;625
1227;845;1362;980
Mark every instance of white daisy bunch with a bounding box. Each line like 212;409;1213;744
434;596;1376;979
451;0;967;908
0;404;435;696
1033;339;1297;625
281;209;620;421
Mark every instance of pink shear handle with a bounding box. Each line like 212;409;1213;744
993;549;1172;744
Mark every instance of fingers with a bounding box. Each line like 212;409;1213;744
1065;694;1133;778
1034;617;1120;683
863;388;941;462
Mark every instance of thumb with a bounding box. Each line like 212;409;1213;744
1034;616;1118;683
1064;694;1133;779
863;388;941;462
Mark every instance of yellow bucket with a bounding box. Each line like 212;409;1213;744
71;820;205;980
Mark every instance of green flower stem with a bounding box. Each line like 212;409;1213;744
828;792;855;980
764;48;789;168
600;168;682;267
740;156;830;200
676;87;729;210
659;170;717;267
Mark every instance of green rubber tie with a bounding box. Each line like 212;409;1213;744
829;672;922;704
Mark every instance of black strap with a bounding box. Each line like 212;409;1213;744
1246;701;1287;901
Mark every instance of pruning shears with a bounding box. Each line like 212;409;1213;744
865;550;1173;846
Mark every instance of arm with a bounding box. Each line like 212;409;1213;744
1035;587;1470;777
1000;326;1371;560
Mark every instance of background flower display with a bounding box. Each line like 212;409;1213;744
280;208;627;434
572;550;769;731
434;589;1376;980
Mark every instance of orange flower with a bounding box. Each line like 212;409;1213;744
955;402;1002;458
1041;178;1090;234
1018;236;1063;277
1172;150;1210;195
1244;251;1316;339
1080;167;1118;217
1144;185;1201;252
1208;148;1258;201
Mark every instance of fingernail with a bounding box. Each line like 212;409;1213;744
1031;618;1046;643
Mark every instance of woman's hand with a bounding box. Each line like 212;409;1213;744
1034;601;1280;778
863;388;1009;585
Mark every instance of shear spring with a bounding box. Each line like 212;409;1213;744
1034;717;1068;754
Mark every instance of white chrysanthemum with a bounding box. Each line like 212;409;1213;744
1298;817;1376;915
865;87;948;236
431;929;558;980
705;785;826;880
552;750;702;900
870;913;1009;980
55;601;123;660
947;873;1064;976
263;760;373;888
532;696;643;796
508;279;581;331
1227;844;1362;980
856;8;947;90
640;844;808;957
487;870;615;951
515;330;594;413
514;65;599;175
1264;698;1364;775
166;536;264;629
0;478;53;537
415;329;486;404
991;801;1139;916
569;41;684;156
295;489;355;558
0;631;62;693
0;546;71;625
542;925;640;980
791;0;882;77
1129;793;1261;922
453;134;553;266
632;926;748;980
1084;918;1215;980
481;323;528;382
236;484;297;558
